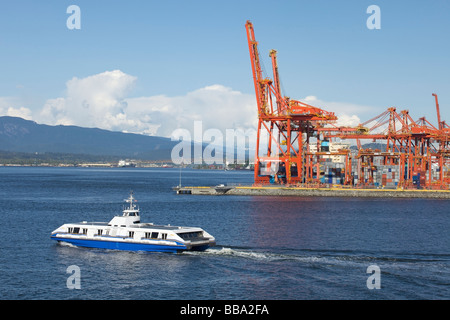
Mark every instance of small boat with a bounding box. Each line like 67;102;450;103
50;192;215;253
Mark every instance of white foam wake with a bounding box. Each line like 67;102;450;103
58;241;78;248
184;247;369;268
186;247;312;262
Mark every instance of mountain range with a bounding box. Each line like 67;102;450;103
2;116;376;165
0;116;178;161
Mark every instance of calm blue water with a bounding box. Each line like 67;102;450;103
0;167;449;300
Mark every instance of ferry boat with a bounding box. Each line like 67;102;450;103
50;192;215;253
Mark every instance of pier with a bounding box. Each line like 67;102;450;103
174;185;450;199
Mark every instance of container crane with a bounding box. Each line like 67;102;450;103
246;20;337;185
245;21;449;190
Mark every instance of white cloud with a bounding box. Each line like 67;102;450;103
0;97;33;120
334;114;361;127
6;107;33;120
33;70;257;138
303;95;375;127
37;70;139;132
126;84;257;137
1;70;377;140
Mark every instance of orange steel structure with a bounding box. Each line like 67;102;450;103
245;21;449;189
320;99;450;189
245;21;337;185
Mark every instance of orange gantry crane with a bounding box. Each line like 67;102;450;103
321;98;449;189
245;20;337;185
245;21;449;189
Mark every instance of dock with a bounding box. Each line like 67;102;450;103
173;185;450;199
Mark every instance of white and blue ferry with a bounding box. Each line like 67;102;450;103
50;192;215;253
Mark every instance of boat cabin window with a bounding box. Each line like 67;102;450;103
144;232;159;239
82;228;88;235
128;231;134;238
178;232;203;240
68;227;82;234
97;229;103;236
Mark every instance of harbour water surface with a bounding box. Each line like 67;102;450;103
0;167;449;300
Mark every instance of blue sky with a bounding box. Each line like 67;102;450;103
0;0;449;136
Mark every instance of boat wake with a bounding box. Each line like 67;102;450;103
183;246;450;271
184;246;334;263
201;247;280;260
57;241;78;248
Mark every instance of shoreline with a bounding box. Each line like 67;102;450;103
175;185;450;199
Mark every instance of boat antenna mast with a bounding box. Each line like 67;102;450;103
125;190;138;211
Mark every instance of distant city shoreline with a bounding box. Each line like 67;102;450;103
0;153;253;170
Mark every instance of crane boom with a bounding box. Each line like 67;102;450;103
432;93;442;130
269;49;284;113
245;21;270;115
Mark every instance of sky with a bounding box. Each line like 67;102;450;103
0;0;449;138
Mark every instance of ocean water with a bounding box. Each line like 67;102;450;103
0;167;449;300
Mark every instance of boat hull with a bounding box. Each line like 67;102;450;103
51;235;211;253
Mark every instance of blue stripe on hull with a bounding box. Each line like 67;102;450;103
51;236;190;253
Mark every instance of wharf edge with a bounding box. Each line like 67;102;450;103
174;186;450;199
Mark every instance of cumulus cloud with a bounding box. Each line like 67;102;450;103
0;97;33;120
37;70;139;132
303;95;375;127
126;84;257;138
6;107;33;120
1;70;377;141
34;70;257;138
